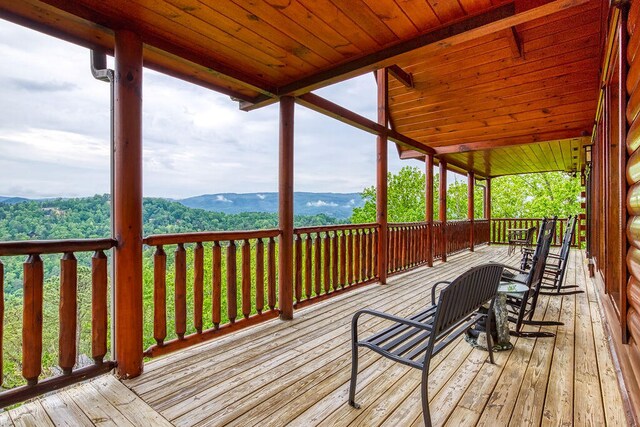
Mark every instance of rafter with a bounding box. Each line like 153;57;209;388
295;93;435;155
505;27;524;59
388;65;414;88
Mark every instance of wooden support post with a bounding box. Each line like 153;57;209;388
376;68;389;284
113;30;143;378
485;177;492;244
618;7;629;344
439;161;447;262
278;96;295;320
468;172;475;252
425;154;434;267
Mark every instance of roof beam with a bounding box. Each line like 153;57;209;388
505;27;524;59
295;93;435;155
241;0;590;111
432;129;591;154
387;65;414;88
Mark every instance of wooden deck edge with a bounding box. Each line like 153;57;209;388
592;267;639;426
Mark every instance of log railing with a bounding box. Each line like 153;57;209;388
387;222;429;274
0;238;117;407
143;229;280;358
445;220;473;255
432;221;444;260
474;219;490;246
292;224;379;306
490;217;581;247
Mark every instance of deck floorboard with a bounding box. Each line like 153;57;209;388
4;246;627;426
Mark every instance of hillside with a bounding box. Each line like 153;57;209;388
179;192;363;219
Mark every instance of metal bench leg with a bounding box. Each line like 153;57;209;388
349;321;361;409
421;368;432;427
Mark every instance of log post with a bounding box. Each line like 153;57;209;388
376;68;389;284
468;171;475;252
425;154;434;267
439;161;447;261
485;177;492;244
113;30;143;378
278;96;295;320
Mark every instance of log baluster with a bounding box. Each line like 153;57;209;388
347;231;354;285
305;236;312;298
242;239;252;319
372;228;378;277
174;243;187;339
212;242;222;328
267;237;276;311
354;231;361;283
366;230;373;279
23;254;43;386
314;234;322;296
59;252;77;375
153;246;167;345
331;232;339;290
339;231;346;288
227;241;237;323
362;231;369;279
194;242;204;333
324;233;331;293
91;250;108;363
295;236;302;303
256;239;264;314
0;260;3;383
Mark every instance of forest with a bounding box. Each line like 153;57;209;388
0;169;583;388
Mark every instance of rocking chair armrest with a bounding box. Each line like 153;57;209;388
501;264;529;275
431;281;451;305
352;309;434;334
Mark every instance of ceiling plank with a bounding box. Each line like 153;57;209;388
242;0;590;111
295;93;435;155
433;130;590;154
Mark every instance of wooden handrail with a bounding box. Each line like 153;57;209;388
143;229;280;246
294;223;379;234
0;238;116;256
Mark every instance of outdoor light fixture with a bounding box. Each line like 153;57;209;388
584;144;593;166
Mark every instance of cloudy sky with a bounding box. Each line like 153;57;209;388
0;19;428;199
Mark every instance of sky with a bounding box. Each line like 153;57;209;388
0;19;431;199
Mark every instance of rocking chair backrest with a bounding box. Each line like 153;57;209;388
557;216;577;262
524;226;537;245
525;217;556;291
431;263;504;339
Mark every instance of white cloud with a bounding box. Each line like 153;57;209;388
0;20;424;199
306;200;338;207
215;195;232;203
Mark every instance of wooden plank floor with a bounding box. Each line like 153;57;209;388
4;246;628;426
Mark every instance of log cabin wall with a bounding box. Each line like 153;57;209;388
591;0;640;419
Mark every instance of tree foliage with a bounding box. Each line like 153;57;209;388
350;167;582;223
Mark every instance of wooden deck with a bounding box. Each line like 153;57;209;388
3;246;628;426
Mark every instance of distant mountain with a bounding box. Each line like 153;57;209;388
0;196;31;204
178;192;363;219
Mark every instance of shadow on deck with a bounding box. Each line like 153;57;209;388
3;246;627;426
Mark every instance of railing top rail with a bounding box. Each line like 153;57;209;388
388;221;428;227
294;223;379;234
0;238;117;256
491;217;567;221
143;229;281;246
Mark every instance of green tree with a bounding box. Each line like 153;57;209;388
351;166;440;223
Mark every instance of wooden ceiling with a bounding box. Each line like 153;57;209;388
0;0;606;177
390;0;603;177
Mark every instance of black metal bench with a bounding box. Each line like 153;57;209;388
348;263;504;427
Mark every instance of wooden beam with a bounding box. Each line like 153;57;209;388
113;29;143;379
242;0;589;110
440;161;448;262
433;129;590;154
278;96;295;320
505;27;524;59
485;178;492;222
468;172;475;252
387;65;414;88
376;69;389;285
425;154;434;267
295;93;435;155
